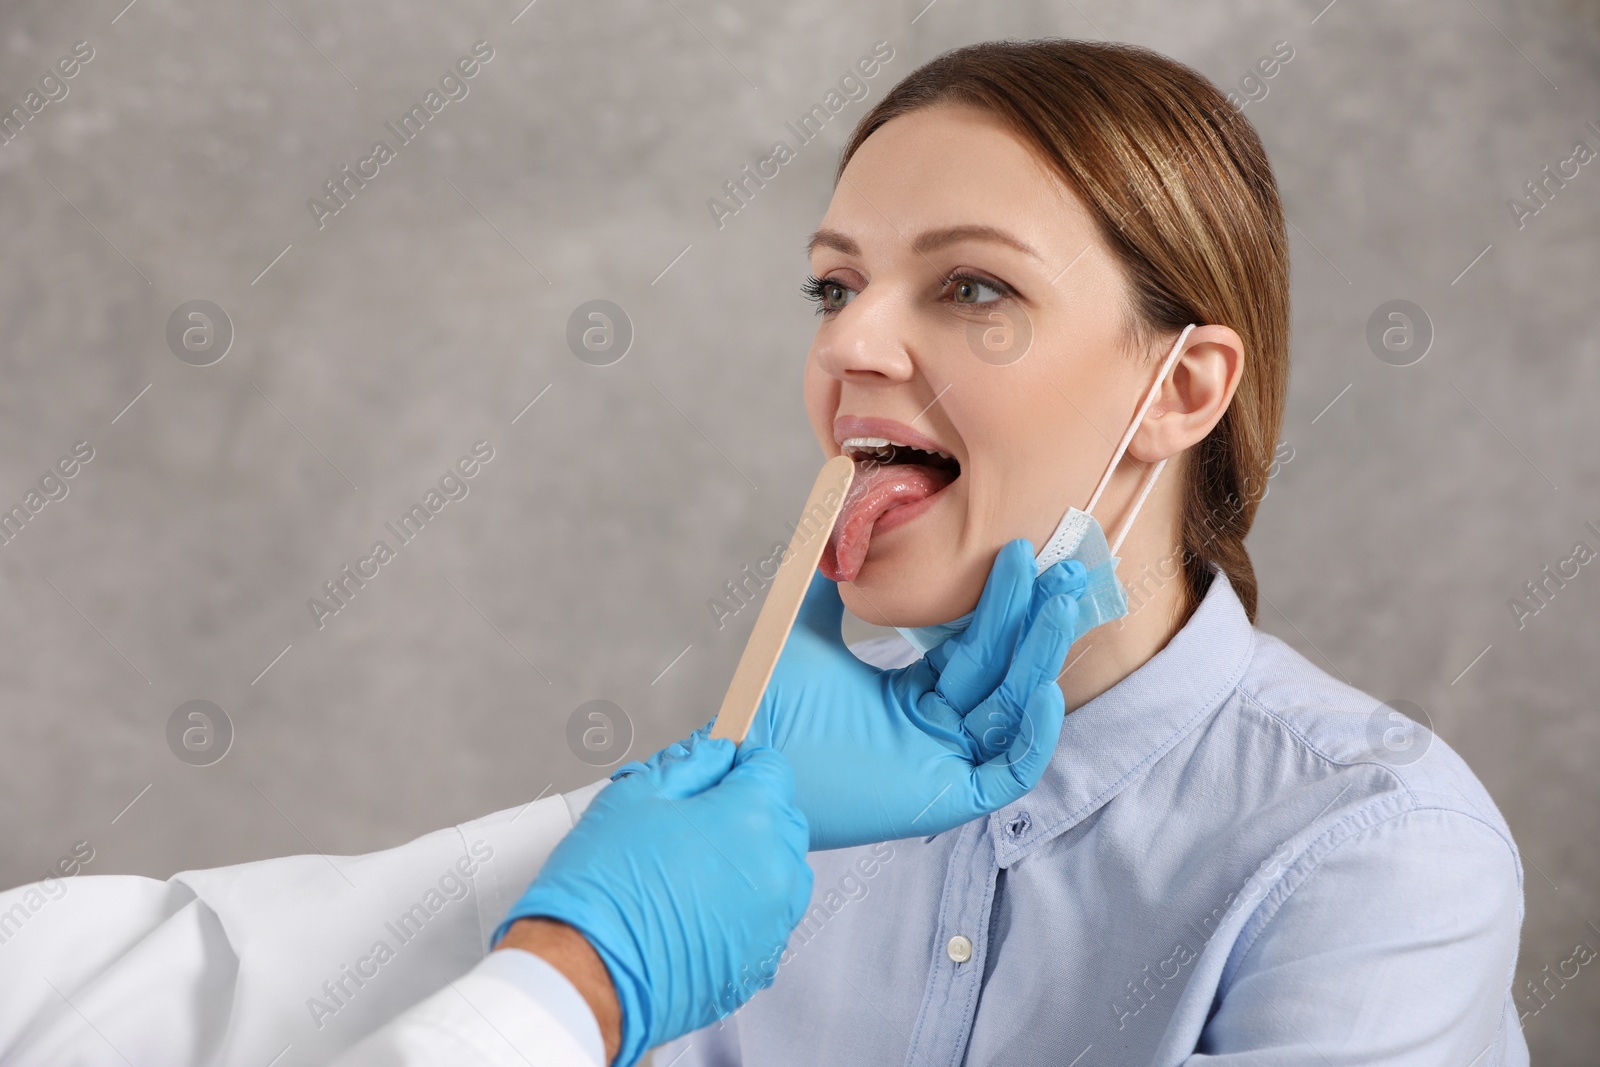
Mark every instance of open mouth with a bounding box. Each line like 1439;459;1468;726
820;433;961;583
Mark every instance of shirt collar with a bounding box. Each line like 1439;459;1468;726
989;563;1257;868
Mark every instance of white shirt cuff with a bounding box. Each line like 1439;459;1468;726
473;948;607;1065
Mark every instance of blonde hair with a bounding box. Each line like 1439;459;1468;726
836;39;1290;623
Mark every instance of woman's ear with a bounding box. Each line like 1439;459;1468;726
1128;324;1245;463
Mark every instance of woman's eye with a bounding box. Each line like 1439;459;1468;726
802;274;856;316
948;274;1007;305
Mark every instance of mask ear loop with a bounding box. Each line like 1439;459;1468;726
1083;323;1198;556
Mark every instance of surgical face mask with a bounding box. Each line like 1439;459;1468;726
896;323;1199;656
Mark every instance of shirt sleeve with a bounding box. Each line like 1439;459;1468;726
330;950;604;1067
1188;807;1526;1066
0;781;608;1066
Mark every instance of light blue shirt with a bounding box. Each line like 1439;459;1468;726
661;565;1528;1066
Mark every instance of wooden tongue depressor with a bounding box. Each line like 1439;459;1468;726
709;454;856;744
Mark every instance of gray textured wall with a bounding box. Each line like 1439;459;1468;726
2;0;1596;1059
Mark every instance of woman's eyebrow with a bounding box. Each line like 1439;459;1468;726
806;224;1043;262
806;228;861;257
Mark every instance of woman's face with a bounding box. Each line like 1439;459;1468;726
805;104;1164;627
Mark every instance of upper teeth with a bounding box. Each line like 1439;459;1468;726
842;436;953;461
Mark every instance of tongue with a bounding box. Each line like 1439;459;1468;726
820;461;955;583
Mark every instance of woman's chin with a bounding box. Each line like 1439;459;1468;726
837;557;981;630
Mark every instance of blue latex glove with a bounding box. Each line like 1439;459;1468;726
623;539;1087;851
494;740;812;1067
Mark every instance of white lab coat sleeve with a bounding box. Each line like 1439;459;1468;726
0;779;609;1067
332;949;604;1067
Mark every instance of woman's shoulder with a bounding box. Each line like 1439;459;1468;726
1227;626;1519;862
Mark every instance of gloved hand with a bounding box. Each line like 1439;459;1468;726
494;740;812;1067
624;539;1087;851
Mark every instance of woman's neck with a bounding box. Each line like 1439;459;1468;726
1057;528;1194;714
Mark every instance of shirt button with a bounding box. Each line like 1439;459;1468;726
946;935;973;964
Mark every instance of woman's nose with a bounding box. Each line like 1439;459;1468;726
812;292;916;384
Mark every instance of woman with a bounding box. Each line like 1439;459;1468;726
661;39;1526;1066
